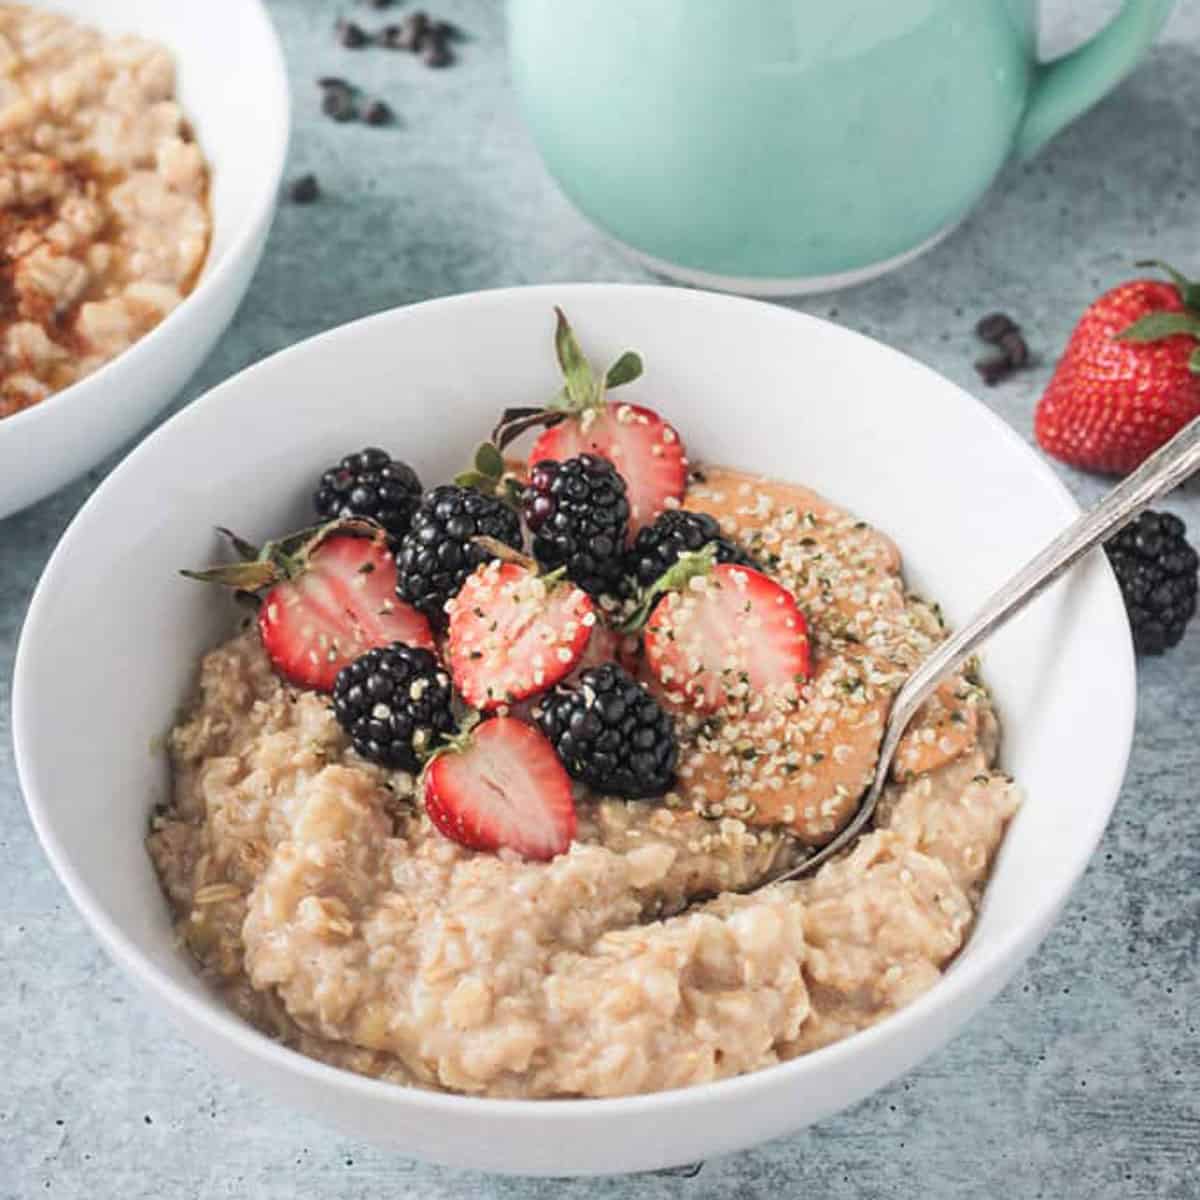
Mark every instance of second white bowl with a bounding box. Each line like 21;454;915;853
0;0;289;520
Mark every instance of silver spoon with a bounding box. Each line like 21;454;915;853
759;413;1200;889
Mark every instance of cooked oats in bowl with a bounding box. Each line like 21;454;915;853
146;314;1021;1100
15;285;1135;1171
0;3;210;418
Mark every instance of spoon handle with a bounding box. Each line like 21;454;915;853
883;414;1200;750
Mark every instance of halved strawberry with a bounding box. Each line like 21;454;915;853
183;522;434;691
424;717;576;860
529;402;686;531
494;310;687;532
446;558;595;711
642;557;810;713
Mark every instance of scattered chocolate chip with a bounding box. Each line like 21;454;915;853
376;23;403;47
998;328;1029;368
396;10;430;49
337;18;370;48
975;311;1017;343
974;355;1013;387
317;75;351;89
288;173;320;204
322;85;357;122
429;19;462;42
422;37;452;67
363;99;393;126
361;0;393;7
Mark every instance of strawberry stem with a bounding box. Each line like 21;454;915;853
1135;260;1200;311
551;308;643;414
421;709;481;768
215;527;261;560
181;518;384;590
604;350;643;390
470;535;537;571
553;307;598;411
618;542;718;633
491;408;566;452
454;442;523;508
491;313;643;453
1116;311;1200;345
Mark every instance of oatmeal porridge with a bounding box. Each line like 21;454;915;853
149;464;1019;1099
0;5;210;418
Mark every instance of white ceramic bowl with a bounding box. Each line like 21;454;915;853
13;285;1135;1176
0;0;289;521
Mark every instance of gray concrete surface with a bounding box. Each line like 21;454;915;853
2;1;1198;1196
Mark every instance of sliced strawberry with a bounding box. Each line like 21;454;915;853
643;563;810;712
424;717;576;860
446;560;595;711
260;535;434;690
529;401;686;532
494;310;686;534
184;522;434;691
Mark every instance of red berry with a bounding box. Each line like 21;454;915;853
445;560;595;711
1035;272;1200;475
643;563;811;713
529;401;686;533
424;717;576;859
259;534;434;690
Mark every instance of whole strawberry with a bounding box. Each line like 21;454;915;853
1035;261;1200;474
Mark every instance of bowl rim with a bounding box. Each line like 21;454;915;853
0;0;290;438
13;282;1137;1119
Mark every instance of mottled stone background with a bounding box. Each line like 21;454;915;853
2;1;1198;1196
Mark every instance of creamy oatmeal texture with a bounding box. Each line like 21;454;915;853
149;467;1020;1098
0;5;210;418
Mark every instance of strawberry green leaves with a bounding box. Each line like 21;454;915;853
1118;262;1200;373
550;306;643;414
1116;311;1200;343
618;542;718;634
1135;260;1200;311
454;442;524;506
604;350;644;390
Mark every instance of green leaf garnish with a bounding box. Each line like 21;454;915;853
1190;346;1200;375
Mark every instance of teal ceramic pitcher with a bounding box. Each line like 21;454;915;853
508;0;1177;294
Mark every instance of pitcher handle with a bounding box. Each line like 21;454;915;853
1015;0;1177;159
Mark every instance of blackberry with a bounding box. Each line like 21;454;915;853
524;455;630;598
1105;510;1198;655
537;663;676;799
395;485;522;617
626;509;759;589
314;447;422;542
332;643;456;769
